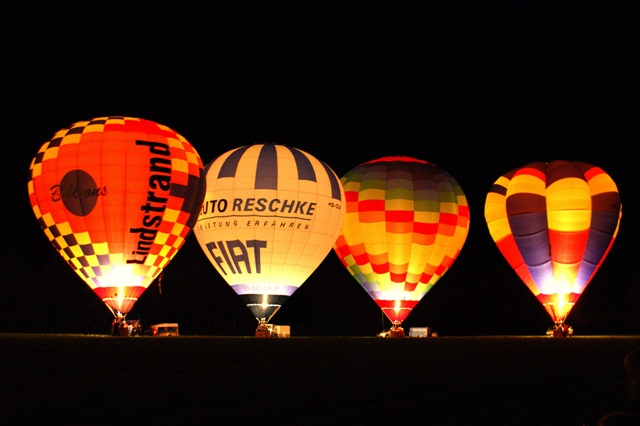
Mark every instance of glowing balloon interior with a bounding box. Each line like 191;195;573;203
333;156;470;326
484;160;622;325
28;116;206;317
194;144;345;324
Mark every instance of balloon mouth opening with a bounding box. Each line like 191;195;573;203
381;306;413;323
102;297;139;318
541;297;576;325
247;303;282;324
103;297;138;302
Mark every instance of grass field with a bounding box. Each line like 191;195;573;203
2;334;640;425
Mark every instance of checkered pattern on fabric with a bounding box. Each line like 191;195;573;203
332;156;470;323
28;117;205;315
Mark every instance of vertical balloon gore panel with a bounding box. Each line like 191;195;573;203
195;144;345;323
28;117;206;316
484;160;622;324
333;156;471;325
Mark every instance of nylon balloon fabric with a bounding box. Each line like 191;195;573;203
194;143;345;323
484;160;622;324
28;117;206;316
333;156;470;324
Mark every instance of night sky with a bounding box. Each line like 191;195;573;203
3;1;640;336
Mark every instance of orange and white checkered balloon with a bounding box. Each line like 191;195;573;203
28;117;206;316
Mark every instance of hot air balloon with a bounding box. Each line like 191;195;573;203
484;160;622;336
333;156;470;336
193;143;345;336
28;116;206;325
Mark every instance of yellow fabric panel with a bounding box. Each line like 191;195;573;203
386;198;413;211
507;173;545;197
547;178;591;232
414;209;440;223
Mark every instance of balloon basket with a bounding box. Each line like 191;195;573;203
377;320;406;338
389;329;405;338
548;322;573;338
255;318;272;338
376;329;406;338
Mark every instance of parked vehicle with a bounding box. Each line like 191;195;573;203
150;323;179;337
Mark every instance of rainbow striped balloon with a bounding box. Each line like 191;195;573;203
484;160;622;325
333;156;470;324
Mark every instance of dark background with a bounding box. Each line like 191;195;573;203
2;1;640;336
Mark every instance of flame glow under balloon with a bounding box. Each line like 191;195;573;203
194;143;345;323
28;117;206;316
484;160;622;324
333;156;470;324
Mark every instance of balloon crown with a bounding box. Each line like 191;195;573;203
365;156;431;165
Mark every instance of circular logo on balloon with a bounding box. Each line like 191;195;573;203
55;170;106;216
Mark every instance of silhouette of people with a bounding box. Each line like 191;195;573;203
595;411;640;426
623;348;640;414
587;348;640;425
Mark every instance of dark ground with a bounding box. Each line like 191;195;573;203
2;334;640;425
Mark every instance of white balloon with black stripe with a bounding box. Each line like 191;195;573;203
194;143;345;326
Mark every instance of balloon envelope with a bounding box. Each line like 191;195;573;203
333;156;470;324
194;143;345;323
28;116;206;316
484;160;622;324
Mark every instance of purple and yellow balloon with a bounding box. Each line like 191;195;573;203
484;160;622;333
